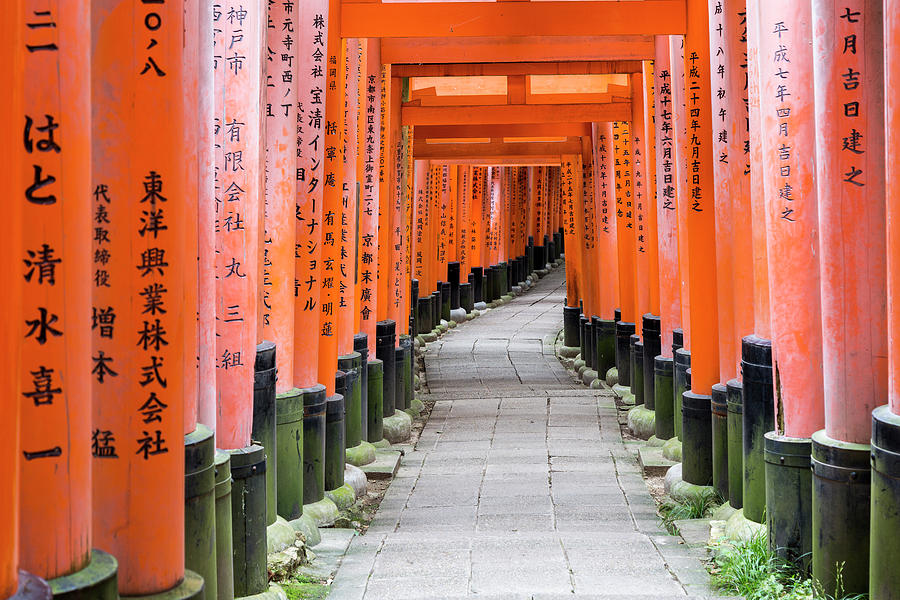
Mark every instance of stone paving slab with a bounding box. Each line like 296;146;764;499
329;268;723;599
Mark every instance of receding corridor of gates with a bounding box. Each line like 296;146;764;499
328;268;710;599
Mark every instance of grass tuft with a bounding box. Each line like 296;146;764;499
709;531;867;600
658;489;721;534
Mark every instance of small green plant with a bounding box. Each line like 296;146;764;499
282;575;329;600
709;532;868;600
658;490;721;534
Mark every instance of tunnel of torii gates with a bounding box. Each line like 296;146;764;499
4;0;900;599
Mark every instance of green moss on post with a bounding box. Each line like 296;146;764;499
227;445;268;598
184;425;216;600
275;388;304;521
48;550;118;600
214;451;234;600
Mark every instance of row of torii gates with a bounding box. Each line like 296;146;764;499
3;1;900;600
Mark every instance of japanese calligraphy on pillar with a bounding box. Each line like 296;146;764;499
217;1;261;447
264;0;299;392
413;161;428;288
21;0;92;577
614;121;634;231
91;0;188;590
294;0;327;387
582;155;597;253
597;127;613;235
358;40;381;331
457;166;470;272
338;37;359;349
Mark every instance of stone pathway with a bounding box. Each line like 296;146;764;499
329;268;720;599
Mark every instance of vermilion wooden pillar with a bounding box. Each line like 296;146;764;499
746;1;770;341
643;61;660;319
653;38;681;358
214;0;262;449
669;35;692;348
376;66;392;325
613;121;635;326
20;0;93;583
873;6;900;596
580;140;599;319
681;0;719;398
2;2;26;597
92;0;200;594
197;0;216;430
752;0;825;559
457;166;472;276
265;0;299;393
317;0;345;395
630;71;651;337
561;156;584;310
295;1;328;389
359;39;382;353
811;0;884;593
413;160;429;296
338;38;360;357
595;123;620;321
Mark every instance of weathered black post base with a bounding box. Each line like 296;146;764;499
276;388;304;521
440;281;451;321
615;321;635;386
672;328;683;354
324;376;346;492
654;356;675;439
448;262;461;308
765;432;812;572
642;315;661;410
582;316;593;368
354;333;369;441
459;282;474;313
366;359;384;444
228;444;267;597
711;384;728;500
253;341;277;526
214;450;234;600
185;424;216;600
301;384;327;505
726;379;744;509
595;318;616;378
562;306;580;348
673;348;691;441
682;391;713;486
631;337;644;405
811;430;870;596
870;405;900;599
741;335;774;524
375;320;396;417
47;551;119;600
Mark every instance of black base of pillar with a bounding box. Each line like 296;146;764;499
460;283;474;313
471;267;484;303
654;356;675;439
253;341;277;527
325;377;347;492
354;334;369;442
215;450;234;600
448;262;461;309
440;281;451;321
642;315;661;410
366;360;384;443
871;405;900;599
711;384;728;500
430;292;440;329
228;444;268;597
563;306;581;348
674;348;691;441
765;432;812;572
726;379;744;509
682;391;713;486
672;328;683;355
595;318;616;378
416;297;431;335
375;320;396;417
185;424;216;599
394;346;407;411
582;317;593;368
741;335;774;524
631;336;644;405
811;430;870;596
615;321;635;385
46;551;119;600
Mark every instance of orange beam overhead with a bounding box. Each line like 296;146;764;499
342;1;687;38
402;102;631;126
414;123;592;140
381;36;656;65
413;139;582;160
429;158;562;167
392;61;644;78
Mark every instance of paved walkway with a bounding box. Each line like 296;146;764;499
329;268;717;599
